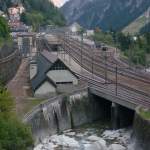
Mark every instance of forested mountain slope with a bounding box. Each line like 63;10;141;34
61;0;150;31
0;0;66;28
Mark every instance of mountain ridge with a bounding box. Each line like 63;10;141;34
122;7;150;34
61;0;150;31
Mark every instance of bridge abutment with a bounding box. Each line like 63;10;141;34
111;102;135;129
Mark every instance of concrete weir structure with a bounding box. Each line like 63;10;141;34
24;88;112;142
24;88;91;142
24;85;136;144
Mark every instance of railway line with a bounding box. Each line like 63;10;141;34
65;40;150;84
59;37;150;94
42;34;150;108
65;50;150;108
75;72;150;108
67;36;150;81
63;45;150;96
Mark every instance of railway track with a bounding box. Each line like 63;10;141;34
67;37;150;81
75;72;150;108
59;37;150;95
42;34;150;108
65;37;150;83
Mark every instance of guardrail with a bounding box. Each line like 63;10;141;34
0;48;21;83
0;49;19;64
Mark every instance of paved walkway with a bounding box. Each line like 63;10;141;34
7;58;32;115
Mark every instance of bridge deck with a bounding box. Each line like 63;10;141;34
57;52;150;110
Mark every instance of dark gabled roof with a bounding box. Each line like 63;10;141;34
31;50;78;91
31;52;57;91
41;50;58;64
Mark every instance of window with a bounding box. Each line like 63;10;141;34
51;61;67;70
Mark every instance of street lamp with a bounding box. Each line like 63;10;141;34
79;28;84;73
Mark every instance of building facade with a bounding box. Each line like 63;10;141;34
30;50;78;97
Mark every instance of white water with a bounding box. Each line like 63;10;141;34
34;122;135;150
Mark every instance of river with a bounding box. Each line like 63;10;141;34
34;121;134;150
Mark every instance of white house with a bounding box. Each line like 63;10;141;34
0;10;7;18
69;22;82;33
8;5;25;16
86;30;94;36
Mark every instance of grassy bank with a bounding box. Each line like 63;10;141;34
139;107;150;120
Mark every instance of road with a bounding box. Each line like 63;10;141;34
7;59;32;115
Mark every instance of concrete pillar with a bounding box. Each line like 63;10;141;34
111;103;134;129
111;102;120;129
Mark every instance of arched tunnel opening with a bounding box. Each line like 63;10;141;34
91;94;135;129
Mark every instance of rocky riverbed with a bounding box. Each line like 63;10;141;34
34;122;134;150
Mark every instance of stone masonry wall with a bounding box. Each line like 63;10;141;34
0;43;21;84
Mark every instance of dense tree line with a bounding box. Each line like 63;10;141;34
0;0;66;30
140;22;150;34
0;83;33;150
0;15;33;149
93;28;150;66
0;16;10;39
0;16;11;46
21;0;66;30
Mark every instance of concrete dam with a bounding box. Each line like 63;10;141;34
24;86;137;150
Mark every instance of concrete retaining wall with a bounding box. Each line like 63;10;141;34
23;87;111;143
0;43;21;83
133;107;150;150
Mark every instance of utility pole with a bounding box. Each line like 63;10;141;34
115;64;118;96
64;33;66;61
68;32;71;65
92;51;94;78
129;43;132;68
81;32;83;73
103;47;107;83
105;50;107;83
145;9;150;71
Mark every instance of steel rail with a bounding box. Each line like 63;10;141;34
64;37;150;81
62;44;150;98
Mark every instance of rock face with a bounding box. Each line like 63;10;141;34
61;0;150;30
133;107;150;150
